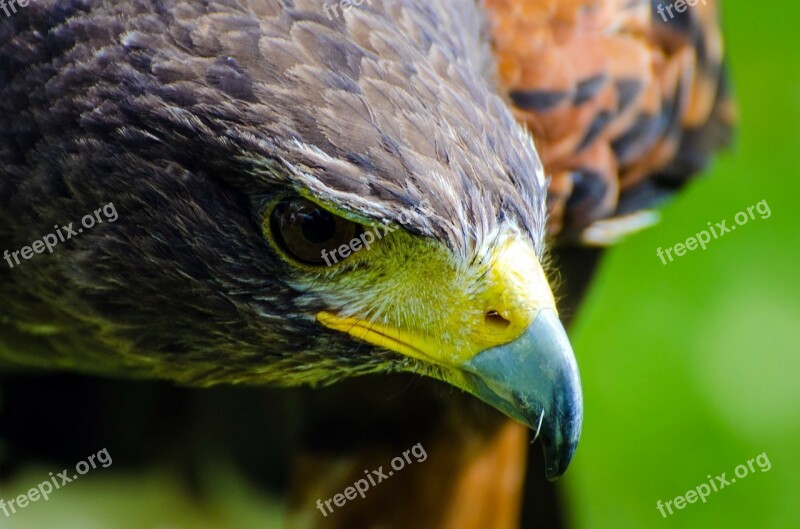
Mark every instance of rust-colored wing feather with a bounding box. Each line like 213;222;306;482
484;0;736;243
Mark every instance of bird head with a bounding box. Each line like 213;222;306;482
2;1;582;479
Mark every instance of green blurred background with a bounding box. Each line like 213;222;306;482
565;1;800;528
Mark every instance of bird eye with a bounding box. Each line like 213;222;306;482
270;198;362;266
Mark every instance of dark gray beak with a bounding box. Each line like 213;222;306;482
461;308;583;480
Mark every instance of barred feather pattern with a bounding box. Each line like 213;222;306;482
485;0;735;240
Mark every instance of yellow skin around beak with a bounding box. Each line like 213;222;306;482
317;234;556;367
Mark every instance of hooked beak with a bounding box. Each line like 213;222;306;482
460;308;583;480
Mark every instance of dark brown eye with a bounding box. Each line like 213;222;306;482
270;198;361;266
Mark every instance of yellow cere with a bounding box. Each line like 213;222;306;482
316;227;556;369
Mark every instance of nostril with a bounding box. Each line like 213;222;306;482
485;310;511;330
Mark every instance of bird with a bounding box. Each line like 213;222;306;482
0;1;732;528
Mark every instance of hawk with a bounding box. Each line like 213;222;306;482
0;0;731;527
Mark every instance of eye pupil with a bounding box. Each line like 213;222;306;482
269;198;361;266
301;209;336;244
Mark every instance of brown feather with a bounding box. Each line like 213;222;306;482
485;0;735;240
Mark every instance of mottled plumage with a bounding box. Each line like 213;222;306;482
486;0;734;240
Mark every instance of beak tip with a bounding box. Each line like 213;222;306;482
540;364;583;480
541;429;580;481
461;308;583;480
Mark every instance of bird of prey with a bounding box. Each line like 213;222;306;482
0;0;732;527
